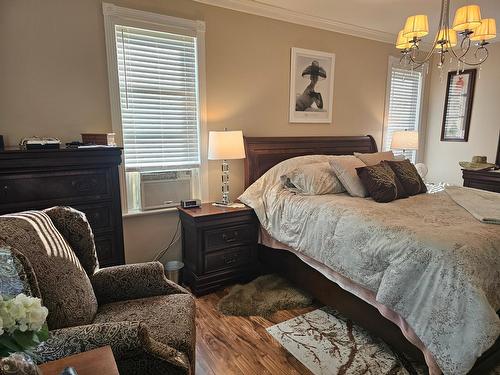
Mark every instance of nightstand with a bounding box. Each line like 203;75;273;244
462;169;500;193
178;203;259;296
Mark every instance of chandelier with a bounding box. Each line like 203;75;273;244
396;1;497;71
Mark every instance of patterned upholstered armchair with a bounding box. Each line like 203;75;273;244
0;207;195;375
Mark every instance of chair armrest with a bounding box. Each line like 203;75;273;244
33;322;190;373
91;261;190;304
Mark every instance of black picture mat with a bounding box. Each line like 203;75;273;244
441;69;477;142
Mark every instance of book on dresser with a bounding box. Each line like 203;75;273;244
0;147;125;267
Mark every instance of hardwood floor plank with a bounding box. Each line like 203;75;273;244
195;290;316;375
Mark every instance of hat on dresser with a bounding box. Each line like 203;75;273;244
459;156;495;171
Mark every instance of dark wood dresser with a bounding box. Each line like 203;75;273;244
462;169;500;193
178;203;259;295
0;148;125;266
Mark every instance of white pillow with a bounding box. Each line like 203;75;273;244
354;151;394;166
329;156;367;197
281;162;345;195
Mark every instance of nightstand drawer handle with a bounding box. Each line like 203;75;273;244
222;231;239;243
223;253;239;265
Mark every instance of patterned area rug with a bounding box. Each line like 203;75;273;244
267;307;500;375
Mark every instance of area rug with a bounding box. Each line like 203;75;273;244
217;274;312;317
267;307;427;375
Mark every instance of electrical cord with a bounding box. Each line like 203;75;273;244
153;217;181;262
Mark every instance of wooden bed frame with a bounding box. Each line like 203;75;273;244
243;135;500;374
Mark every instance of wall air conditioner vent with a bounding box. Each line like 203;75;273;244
140;170;193;210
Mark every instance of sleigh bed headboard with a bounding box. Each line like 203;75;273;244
243;135;378;188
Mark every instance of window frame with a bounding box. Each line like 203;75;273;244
103;3;209;213
382;56;427;163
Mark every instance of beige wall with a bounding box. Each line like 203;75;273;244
0;0;397;263
424;44;500;185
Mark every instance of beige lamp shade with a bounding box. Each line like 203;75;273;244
435;28;458;48
403;15;429;39
391;131;419;150
396;30;412;49
453;5;482;32
471;18;497;41
208;130;246;160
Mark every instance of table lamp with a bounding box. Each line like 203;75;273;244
208;129;246;206
391;131;419;153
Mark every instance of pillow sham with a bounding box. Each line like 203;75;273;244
329;156;367;197
356;162;408;203
354;151;394;166
281;162;345;195
384;159;427;196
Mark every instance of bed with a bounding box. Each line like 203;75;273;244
240;135;500;375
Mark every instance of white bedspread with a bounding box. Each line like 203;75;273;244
239;156;500;375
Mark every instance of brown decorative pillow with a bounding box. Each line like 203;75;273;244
0;211;98;330
356;163;408;203
384;160;427;196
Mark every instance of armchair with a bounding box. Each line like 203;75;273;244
0;207;195;375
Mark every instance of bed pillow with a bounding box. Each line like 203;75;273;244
329;156;367;197
356;163;408;203
354;151;395;166
281;162;345;195
384;159;427;196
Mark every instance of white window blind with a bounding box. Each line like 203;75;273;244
115;25;200;171
383;65;424;162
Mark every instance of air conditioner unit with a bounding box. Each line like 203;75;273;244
140;170;193;210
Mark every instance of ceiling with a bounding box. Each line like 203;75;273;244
194;0;500;44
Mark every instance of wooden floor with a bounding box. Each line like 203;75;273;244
195;290;318;375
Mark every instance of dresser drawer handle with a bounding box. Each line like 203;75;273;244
223;253;239;265
222;231;239;243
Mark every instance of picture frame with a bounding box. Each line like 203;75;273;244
289;47;335;124
441;69;477;142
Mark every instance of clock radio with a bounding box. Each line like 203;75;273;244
180;199;201;209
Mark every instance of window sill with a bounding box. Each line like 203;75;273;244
123;206;179;219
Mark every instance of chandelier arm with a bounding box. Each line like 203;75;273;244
449;37;490;66
407;0;447;69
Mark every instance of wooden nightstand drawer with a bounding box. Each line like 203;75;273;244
205;246;256;273
204;224;257;252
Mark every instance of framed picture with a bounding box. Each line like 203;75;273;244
441;69;477;142
289;47;335;123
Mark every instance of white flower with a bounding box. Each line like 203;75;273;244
0;294;48;334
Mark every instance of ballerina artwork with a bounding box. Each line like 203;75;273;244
289;48;335;123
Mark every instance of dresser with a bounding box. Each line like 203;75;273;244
0;148;125;266
462;169;500;193
178;203;259;296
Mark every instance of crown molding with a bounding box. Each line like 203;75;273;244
193;0;397;44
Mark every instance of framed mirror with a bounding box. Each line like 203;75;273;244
441;69;477;142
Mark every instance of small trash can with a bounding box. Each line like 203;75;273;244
164;261;184;284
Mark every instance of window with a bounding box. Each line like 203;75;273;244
103;4;207;212
116;26;199;170
383;57;426;162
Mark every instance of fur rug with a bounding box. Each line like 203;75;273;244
217;274;312;317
